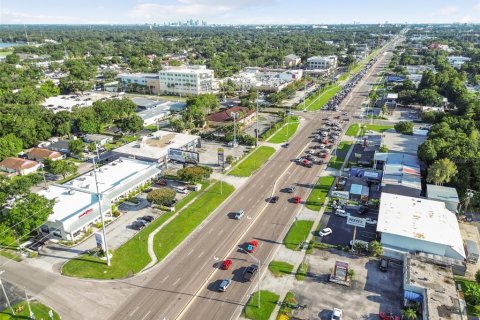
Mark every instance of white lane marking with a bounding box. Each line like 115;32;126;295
172;277;181;287
140;310;151;320
161;275;170;283
129;306;139;316
198;251;205;258
186;249;194;256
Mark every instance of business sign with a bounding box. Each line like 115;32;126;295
168;148;199;164
78;208;93;219
218;148;225;167
347;216;366;228
331;191;350;200
333;261;349;281
95;232;106;252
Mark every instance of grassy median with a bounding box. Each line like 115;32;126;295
305;176;335;211
268;121;299;144
0;301;60;320
283;220;314;251
346;124;359;137
268;260;294;277
244;290;280;320
328;141;352;169
305;85;341;111
229;146;276;177
153;181;234;261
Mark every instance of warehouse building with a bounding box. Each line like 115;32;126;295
377;193;465;261
38;158;161;240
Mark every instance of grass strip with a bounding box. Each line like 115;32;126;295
229;146;276;177
268;260;294;277
305;176;335;211
283;220;314;251
0;301;60;320
244;290;280;320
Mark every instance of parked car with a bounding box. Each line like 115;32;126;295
140;215;154;223
285;185;296;193
243;264;258;282
365;218;378;225
135;219;148;226
334;209;348;217
234;209;245;220
218;279;232;292
283;143;290;148
378;258;389;272
221;259;232;270
379;311;400;320
319;228;333;237
331;308;343;320
270;196;279;203
175;186;188;194
245;240;258;253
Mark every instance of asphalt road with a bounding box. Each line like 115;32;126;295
109;40;399;320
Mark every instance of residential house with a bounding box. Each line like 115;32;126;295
26;148;63;162
0;157;41;176
207;106;256;127
83;134;113;147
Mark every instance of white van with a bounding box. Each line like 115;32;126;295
175;186;188;194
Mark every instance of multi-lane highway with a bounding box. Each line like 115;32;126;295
110;40;399;320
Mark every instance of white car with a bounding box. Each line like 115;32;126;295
319;228;333;237
334;209;348;217
331;308;343;320
365;218;378;225
319;144;326;149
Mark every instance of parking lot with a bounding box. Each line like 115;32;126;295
291;249;403;320
196;140;250;167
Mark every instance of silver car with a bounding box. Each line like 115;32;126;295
218;279;231;292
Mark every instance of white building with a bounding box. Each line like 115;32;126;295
284;54;301;67
117;73;160;94
38;158;161;240
447;56;471;69
159;65;214;96
228;68;303;92
306;55;337;71
377;193;466;261
137;100;187;126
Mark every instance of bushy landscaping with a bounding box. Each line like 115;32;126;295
283;220;314;250
229;146;276;177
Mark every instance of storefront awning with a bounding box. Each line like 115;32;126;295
404;290;423;302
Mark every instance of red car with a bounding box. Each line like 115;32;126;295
221;259;232;270
246;240;258;253
379;312;400;320
293;196;302;204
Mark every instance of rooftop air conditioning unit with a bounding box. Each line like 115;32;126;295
68;190;75;195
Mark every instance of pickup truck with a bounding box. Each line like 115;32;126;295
243;264;258;282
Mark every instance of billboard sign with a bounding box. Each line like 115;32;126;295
334;261;349;281
331;191;350;200
347;216;366;228
168;148;199;164
218;148;225;167
95;232;106;252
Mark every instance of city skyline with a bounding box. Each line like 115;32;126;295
1;0;480;25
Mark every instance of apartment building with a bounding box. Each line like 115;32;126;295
306;55;338;71
117;73;160;94
159;65;214;96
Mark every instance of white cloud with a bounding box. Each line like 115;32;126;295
460;15;476;23
129;0;273;22
437;6;458;16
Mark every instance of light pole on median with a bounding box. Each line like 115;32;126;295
0;270;14;316
240;248;261;308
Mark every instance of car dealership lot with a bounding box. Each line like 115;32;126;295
291;249;403;320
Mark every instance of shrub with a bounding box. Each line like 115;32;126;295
394;121;413;135
147;188;176;206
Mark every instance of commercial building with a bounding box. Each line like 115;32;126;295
403;255;464;320
284;54;301;67
25;148;63;162
83;134;113;146
377;193;466;261
354;44;369;59
426;184;459;213
0;157;41;176
228;67;302;92
38;158;161;240
306;55;337;71
117;73;161;94
113;130;200;163
133;97;187;126
374;152;422;197
207;106;256;127
159;65;214;96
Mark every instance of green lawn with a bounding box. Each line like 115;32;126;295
346;124;359;137
268;260;294;277
283;220;314;250
0;250;21;262
229;146;276;177
0;51;13;57
328;141;352;169
0;301;60;320
153;181;234;261
268;121;299;144
456;278;480;316
277;292;296;320
244;290;280;320
62;182;213;279
328;156;343;170
305;85;341;111
360;124;393;136
305;176;335;211
295;262;308;281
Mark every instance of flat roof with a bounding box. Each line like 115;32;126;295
406;256;462;320
427;184;459;203
137;102;186;121
113;130;199;161
378;193;465;258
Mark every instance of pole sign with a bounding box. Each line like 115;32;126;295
95;232;106;252
347;216;366;228
331;191;350;200
333;261;349;281
218;148;225;167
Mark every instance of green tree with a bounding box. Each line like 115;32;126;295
465;282;480;306
417;89;444;107
5;53;20;64
39;80;60;98
381;104;388;116
115;114;144;135
402;308;417;320
394;121;414;135
177;166;212;183
226;155;234;165
146;188;176;206
379;145;388;153
0;224;16;247
3;194;54;237
475;270;480;284
368;240;383;257
0;134;24;161
427;158;457;185
417;140;437;164
69;139;85;157
45;159;78;179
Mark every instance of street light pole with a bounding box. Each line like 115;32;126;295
241;249;261;308
256;92;259;147
92;156;111;266
232;112;238;147
0;271;14;316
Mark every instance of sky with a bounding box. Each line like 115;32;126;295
1;0;480;25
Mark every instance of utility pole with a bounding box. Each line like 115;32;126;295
232;112;238;148
255;92;259;147
92;157;111;266
25;287;33;319
242;249;261;308
0;271;14;316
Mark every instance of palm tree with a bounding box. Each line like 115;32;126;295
402;308;416;320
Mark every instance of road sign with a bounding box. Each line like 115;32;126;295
331;191;349;200
346;216;366;228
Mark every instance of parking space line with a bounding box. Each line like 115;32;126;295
140;310;151;320
172;277;181;287
129;306;139;317
198;251;204;258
